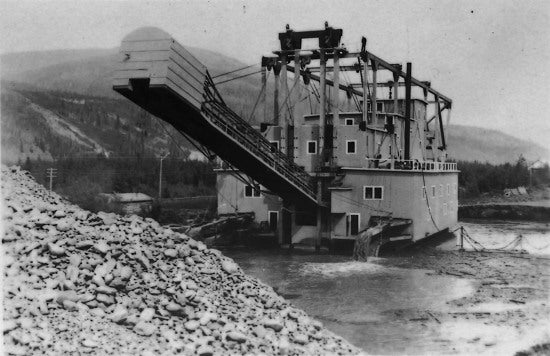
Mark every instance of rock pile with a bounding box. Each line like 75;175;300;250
2;166;361;355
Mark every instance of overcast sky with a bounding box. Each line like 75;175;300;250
1;0;549;150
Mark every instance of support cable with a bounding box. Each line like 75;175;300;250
246;70;271;123
212;64;256;79
214;70;262;85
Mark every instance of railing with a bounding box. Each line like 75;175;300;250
364;159;457;172
201;77;317;200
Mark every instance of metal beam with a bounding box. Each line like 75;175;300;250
286;64;364;97
436;96;446;149
277;48;451;105
282;49;452;106
366;52;452;105
350;81;431;88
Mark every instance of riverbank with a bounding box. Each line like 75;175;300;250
459;202;550;221
1;166;360;355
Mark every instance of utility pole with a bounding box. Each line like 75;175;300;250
158;152;170;200
46;168;57;191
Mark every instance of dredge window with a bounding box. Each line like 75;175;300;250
307;141;317;154
346;140;357;154
364;186;383;200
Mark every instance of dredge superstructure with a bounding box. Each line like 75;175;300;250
113;24;458;252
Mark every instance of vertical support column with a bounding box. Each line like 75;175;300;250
292;50;301;126
318;50;327;168
392;70;400;160
332;51;340;125
280;55;288;155
404;62;412;160
331;50;339;168
261;59;267;124
273;62;281;125
371;60;378;125
362;56;369;125
392;71;399;115
436;97;446;151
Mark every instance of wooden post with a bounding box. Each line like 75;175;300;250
273;62;281;125
459;226;464;251
280;55;288;155
293;50;301;126
319;50;326;168
332;51;340;126
392;71;400;159
371;59;378;125
392;71;399;115
404;62;412;160
436;96;446;150
362;55;369;125
261;60;267;123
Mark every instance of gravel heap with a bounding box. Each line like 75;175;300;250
2;166;361;355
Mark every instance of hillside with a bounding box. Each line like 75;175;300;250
0;83;192;163
1;47;547;165
446;125;548;164
1;47;263;117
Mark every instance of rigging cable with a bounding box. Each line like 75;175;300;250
214;70;262;85
417;158;441;231
212;64;256;79
246;70;271;123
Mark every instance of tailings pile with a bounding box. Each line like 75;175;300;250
2;166;360;355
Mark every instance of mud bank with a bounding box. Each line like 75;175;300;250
459;203;550;221
384;245;550;355
1;166;360;355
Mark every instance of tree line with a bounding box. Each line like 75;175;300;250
457;156;549;198
21;156;217;212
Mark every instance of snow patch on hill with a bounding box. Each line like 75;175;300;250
28;102;110;156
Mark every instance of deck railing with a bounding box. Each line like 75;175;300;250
201;79;317;200
363;159;457;172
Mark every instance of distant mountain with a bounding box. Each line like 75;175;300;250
1;47;547;165
1;48;116;79
446;124;549;164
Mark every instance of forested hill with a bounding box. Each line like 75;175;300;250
1;47;548;164
446;125;548;164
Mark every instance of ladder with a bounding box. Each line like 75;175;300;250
113;27;318;207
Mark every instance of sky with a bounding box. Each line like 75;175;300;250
1;0;549;149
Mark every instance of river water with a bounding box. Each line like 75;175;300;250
222;219;550;354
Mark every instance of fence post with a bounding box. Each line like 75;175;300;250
459;226;465;251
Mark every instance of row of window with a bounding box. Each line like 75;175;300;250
365;183;458;202
427;200;456;221
421;183;457;199
306;140;357;154
364;186;383;200
247;183;455;202
244;184;261;197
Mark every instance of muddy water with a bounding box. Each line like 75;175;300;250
222;220;550;354
226;250;473;354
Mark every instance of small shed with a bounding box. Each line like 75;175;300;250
97;192;153;216
529;160;549;186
